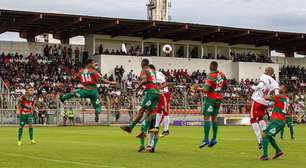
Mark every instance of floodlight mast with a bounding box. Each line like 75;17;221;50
147;0;171;21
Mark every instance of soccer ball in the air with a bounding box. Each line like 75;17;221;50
162;44;173;54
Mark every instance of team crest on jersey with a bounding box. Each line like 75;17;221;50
269;128;276;134
208;105;214;112
145;100;152;106
96;99;100;105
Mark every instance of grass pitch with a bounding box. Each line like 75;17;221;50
0;125;305;168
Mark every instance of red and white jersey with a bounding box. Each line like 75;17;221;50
156;71;169;93
251;74;279;106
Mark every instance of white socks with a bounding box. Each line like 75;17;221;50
251;122;262;143
163;115;170;131
155;113;163;128
148;133;155;147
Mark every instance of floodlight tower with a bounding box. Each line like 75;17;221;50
147;0;171;21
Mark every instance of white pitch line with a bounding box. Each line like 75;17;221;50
2;153;127;168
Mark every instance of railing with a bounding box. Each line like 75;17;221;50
0;78;17;109
0;103;251;126
1;81;304;126
0;108;110;126
1;102;305;126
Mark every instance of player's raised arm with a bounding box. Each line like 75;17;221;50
195;84;209;92
222;75;228;90
159;80;167;89
135;78;148;91
263;95;274;101
288;101;294;116
71;71;81;83
93;70;117;85
101;78;117;85
135;69;148;91
198;76;215;93
251;79;265;90
269;79;280;95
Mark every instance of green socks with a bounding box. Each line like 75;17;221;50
129;122;137;129
269;136;281;152
18;127;34;141
212;122;218;140
204;121;211;143
289;125;294;139
262;136;269;157
62;93;74;101
143;121;151;133
280;128;284;139
203;121;218;142
262;135;282;157
140;125;145;147
280;125;294;139
140;137;145;148
139;120;152;148
18;128;23;141
29;128;33;140
153;136;158;148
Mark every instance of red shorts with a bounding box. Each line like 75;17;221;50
153;92;171;116
250;101;268;123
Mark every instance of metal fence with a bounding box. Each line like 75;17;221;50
0;102;252;126
1;81;305;126
0;79;16;109
0;80;255;126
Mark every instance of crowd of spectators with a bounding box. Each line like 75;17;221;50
95;43;273;63
158;69;207;84
97;44;142;56
230;51;273;63
0;44;83;110
0;46;305;122
43;44;81;62
280;65;306;92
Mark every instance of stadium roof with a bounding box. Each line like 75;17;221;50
0;9;306;53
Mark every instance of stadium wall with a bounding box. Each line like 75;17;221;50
93;55;279;81
238;62;279;81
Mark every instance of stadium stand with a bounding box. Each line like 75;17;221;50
0;9;305;125
1;48;304;120
280;65;306;92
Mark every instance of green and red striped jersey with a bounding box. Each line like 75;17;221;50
75;68;103;89
270;95;289;121
139;66;159;91
17;95;35;114
204;70;227;101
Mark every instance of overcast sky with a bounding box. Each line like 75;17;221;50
1;0;306;42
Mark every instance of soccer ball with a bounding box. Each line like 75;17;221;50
162;44;173;54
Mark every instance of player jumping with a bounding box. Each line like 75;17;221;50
149;64;171;135
196;61;227;148
260;84;289;160
120;59;160;136
145;64;170;152
60;59;117;122
17;86;36;146
250;67;279;149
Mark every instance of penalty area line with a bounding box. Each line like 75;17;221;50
1;153;127;168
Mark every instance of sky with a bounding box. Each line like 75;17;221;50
0;0;306;43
